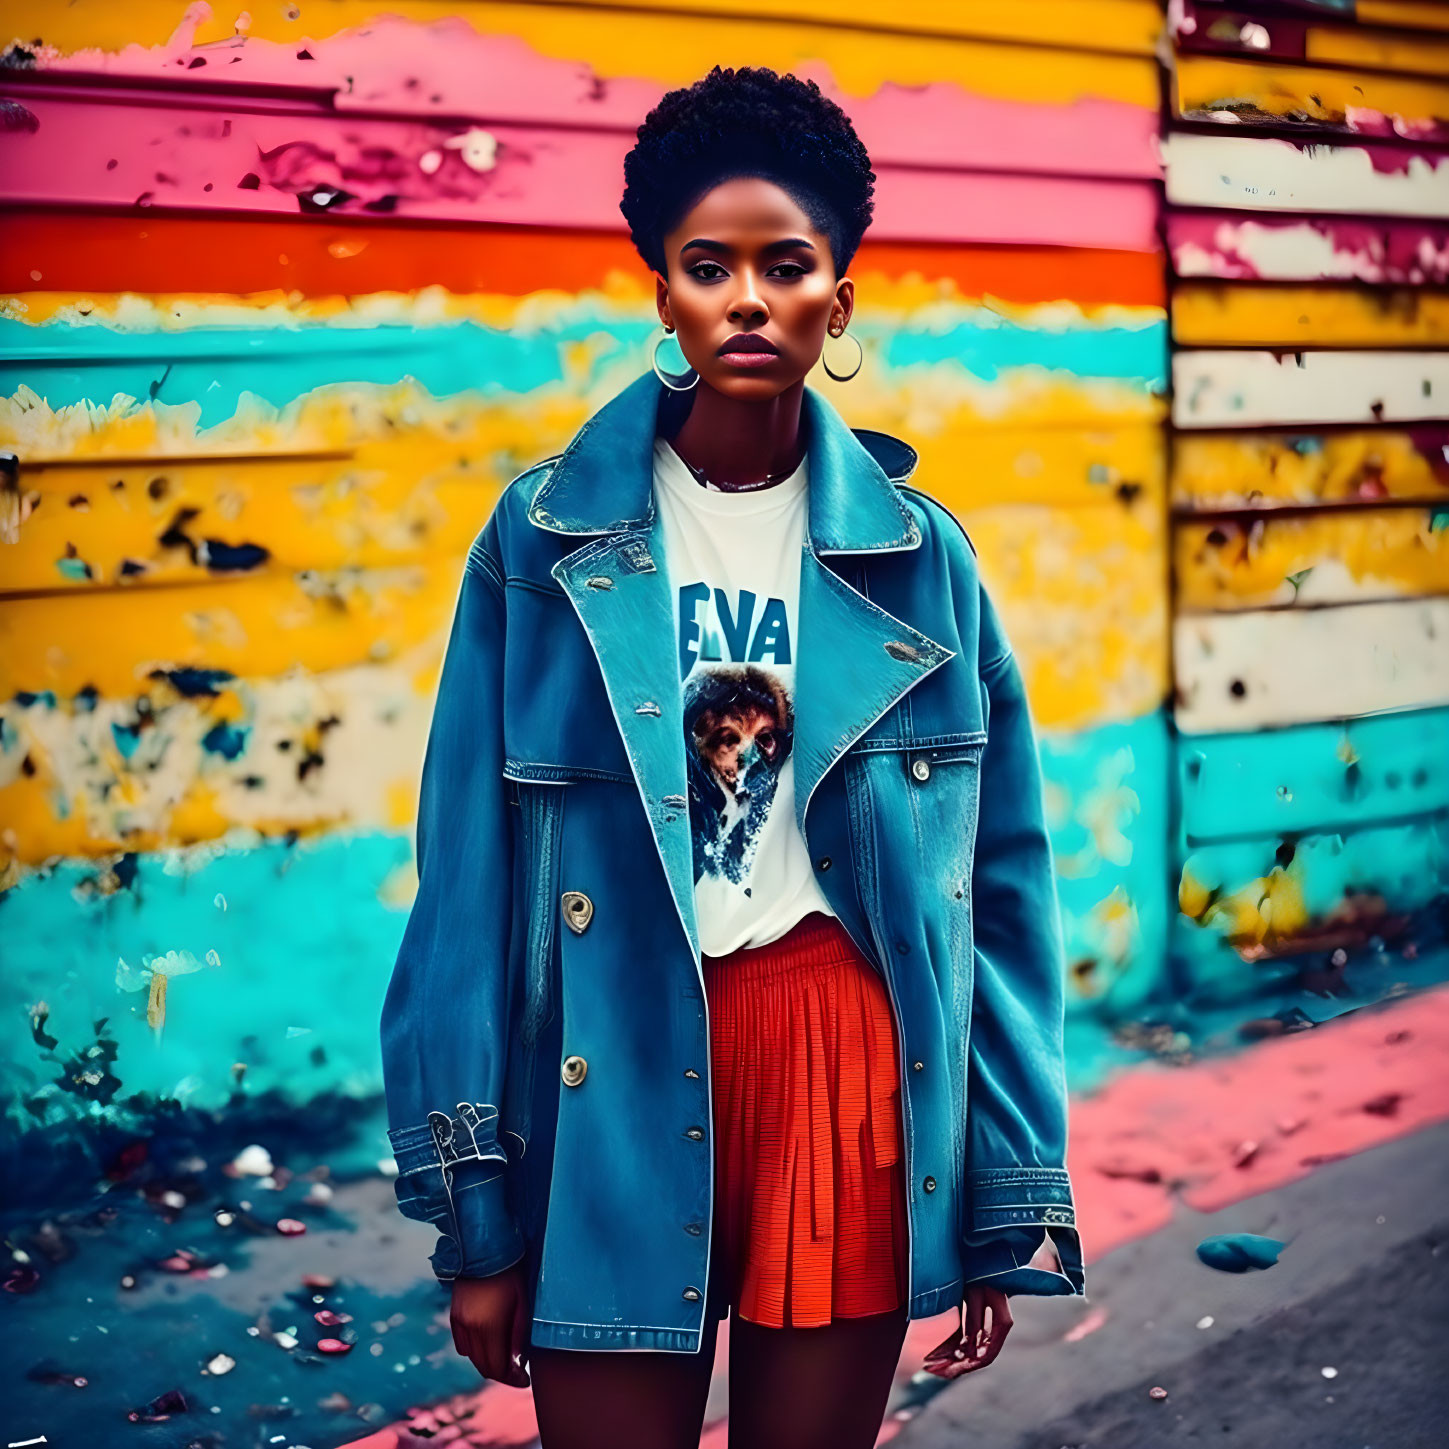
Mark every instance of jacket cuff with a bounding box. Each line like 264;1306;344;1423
387;1107;524;1282
443;1161;527;1280
961;1166;1087;1298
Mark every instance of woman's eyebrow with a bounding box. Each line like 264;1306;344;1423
680;236;817;257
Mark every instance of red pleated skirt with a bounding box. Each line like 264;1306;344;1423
702;910;910;1329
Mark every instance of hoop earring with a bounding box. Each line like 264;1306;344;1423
821;326;862;382
652;326;699;391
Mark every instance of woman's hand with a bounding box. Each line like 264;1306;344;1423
450;1259;533;1388
922;1284;1013;1378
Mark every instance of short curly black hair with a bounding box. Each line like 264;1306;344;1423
620;65;876;280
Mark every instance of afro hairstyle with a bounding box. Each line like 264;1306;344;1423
619;65;876;281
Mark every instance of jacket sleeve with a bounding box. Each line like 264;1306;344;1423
959;577;1086;1298
379;520;526;1283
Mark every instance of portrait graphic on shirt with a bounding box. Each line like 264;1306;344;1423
678;582;795;889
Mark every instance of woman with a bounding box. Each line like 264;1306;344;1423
380;65;1085;1449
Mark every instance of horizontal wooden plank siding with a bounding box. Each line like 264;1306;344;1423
1174;282;1449;345
1173;596;1449;730
1174;508;1449;609
1171;427;1449;508
1173;349;1449;427
1163;131;1449;216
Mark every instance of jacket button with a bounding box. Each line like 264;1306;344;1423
817;855;832;871
685;1126;705;1141
683;1068;700;1079
561;1055;588;1087
685;1222;703;1236
911;758;931;782
682;1286;702;1302
561;891;594;935
923;1175;936;1192
912;1060;924;1071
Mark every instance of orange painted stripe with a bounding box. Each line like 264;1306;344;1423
2;212;1164;307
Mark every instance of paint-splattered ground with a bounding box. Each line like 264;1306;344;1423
898;1116;1449;1449
6;950;1448;1449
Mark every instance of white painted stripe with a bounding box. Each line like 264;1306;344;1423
1163;132;1449;217
1173;349;1449;427
1173;598;1449;732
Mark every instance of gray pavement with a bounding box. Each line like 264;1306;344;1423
896;1118;1449;1449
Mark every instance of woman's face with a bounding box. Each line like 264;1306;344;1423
656;176;853;399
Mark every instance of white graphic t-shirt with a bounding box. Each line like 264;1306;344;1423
651;434;838;958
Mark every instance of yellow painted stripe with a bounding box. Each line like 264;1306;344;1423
914;424;1163;511
1172;431;1449;510
1175;53;1449;128
1175;509;1449;611
6;284;1164;335
1306;24;1449;78
6;453;497;593
1174;283;1449;346
0;1;1160;107
1359;2;1449;34
0;566;459;698
526;0;1165;55
7;414;1164;591
962;504;1168;730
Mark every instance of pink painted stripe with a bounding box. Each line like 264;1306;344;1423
1069;985;1449;1244
23;14;1160;180
0;85;1161;249
1167;209;1449;282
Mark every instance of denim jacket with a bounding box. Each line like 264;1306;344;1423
379;368;1086;1353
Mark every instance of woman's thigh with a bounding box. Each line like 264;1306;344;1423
726;1303;910;1449
529;1308;722;1449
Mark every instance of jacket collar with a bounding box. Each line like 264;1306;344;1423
528;368;923;553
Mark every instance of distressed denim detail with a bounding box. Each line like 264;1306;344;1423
962;1165;1085;1297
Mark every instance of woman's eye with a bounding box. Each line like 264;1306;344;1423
770;263;806;278
690;262;726;280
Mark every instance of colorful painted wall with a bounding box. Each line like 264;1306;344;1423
1164;0;1449;1005
1;1;1445;1444
0;0;1169;1150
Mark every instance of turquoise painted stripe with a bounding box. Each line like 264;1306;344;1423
0;716;1174;1129
1;312;1167;428
0;830;412;1119
1179;706;1449;845
1040;709;1172;1019
886;317;1166;387
1181;816;1449;928
0;318;651;428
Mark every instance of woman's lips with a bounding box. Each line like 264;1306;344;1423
719;333;780;367
719;351;780;368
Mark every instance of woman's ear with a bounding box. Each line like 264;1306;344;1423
655;270;672;330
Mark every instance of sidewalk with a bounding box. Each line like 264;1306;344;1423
895;1114;1449;1449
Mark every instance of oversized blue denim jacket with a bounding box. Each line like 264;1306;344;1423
379;368;1086;1353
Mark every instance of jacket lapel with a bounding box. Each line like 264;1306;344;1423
551;518;699;960
530;370;955;962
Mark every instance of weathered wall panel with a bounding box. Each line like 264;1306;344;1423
1166;0;1449;1003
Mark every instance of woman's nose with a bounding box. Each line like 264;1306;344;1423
728;276;767;323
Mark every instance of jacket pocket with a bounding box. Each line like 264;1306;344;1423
845;730;986;1211
503;777;565;1160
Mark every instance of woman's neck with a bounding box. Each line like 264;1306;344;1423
663;378;808;493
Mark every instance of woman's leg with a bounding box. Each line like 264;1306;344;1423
529;1306;722;1449
726;1303;909;1449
